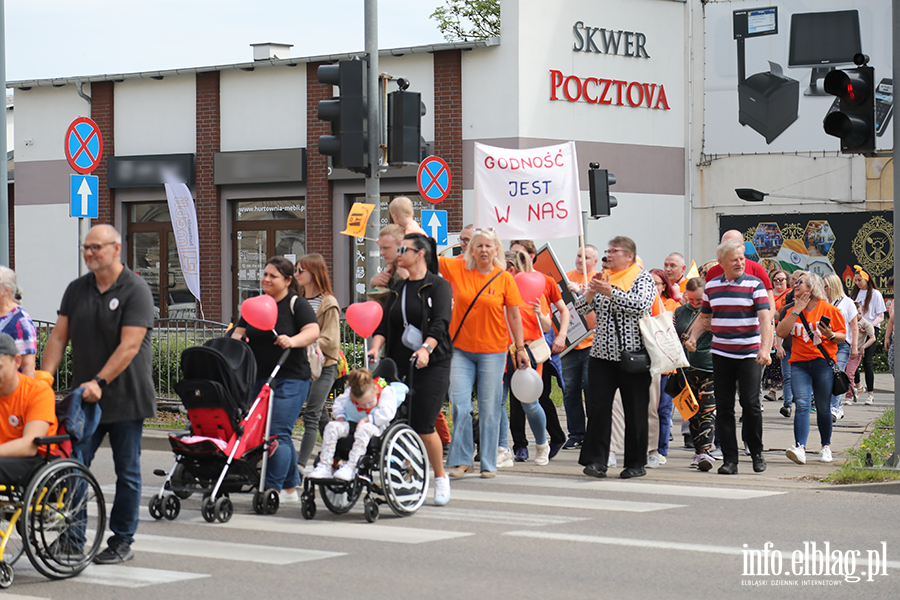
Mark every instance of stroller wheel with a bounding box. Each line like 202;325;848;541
200;496;216;523
263;489;279;515
213;497;233;523
148;494;164;520
300;498;316;520
163;495;181;520
252;491;265;515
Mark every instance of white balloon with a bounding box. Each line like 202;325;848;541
510;367;542;404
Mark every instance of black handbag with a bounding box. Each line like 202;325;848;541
798;312;851;395
613;310;650;373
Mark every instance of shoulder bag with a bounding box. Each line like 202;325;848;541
291;296;324;381
400;282;424;351
613;308;651;373
639;298;690;376
797;312;851;395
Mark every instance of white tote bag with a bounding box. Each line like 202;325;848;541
638;300;690;376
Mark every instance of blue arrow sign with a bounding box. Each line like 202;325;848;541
70;174;99;218
421;210;448;245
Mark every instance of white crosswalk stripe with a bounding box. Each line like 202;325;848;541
133;533;345;564
416;505;587;526
449;489;684;512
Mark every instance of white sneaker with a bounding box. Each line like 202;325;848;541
820;446;833;463
308;463;334;480
786;445;807;465
279;489;299;504
657;454;667;465
334;464;356;481
607;454;617;468
433;475;451;506
831;406;844;422
534;444;550;466
497;447;514;469
865;394;875;406
646;452;661;469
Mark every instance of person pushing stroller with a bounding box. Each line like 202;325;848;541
309;368;398;481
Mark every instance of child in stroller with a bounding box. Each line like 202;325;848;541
309;368;404;481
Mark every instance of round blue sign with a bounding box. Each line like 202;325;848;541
417;156;452;204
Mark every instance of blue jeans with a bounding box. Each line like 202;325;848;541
255;378;309;490
791;358;833;448
657;374;674;456
500;380;548;448
831;341;851;411
447;349;506;473
78;419;144;546
781;349;793;406
561;347;590;442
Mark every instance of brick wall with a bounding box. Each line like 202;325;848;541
306;62;335;271
433;50;463;231
91;81;115;225
196;71;222;321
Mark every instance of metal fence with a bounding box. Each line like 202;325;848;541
35;317;367;408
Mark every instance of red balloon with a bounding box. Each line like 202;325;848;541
241;295;278;331
515;272;545;304
346;301;383;338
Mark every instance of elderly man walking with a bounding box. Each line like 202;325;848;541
686;239;771;475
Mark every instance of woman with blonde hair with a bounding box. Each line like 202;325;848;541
439;228;529;478
823;272;858;421
294;253;342;470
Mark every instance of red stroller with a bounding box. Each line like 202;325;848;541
148;337;290;523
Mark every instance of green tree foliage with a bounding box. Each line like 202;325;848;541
430;0;500;42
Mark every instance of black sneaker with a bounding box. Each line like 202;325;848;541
780;404;792;418
718;462;739;475
582;463;607;478
563;438;583;449
620;466;646;479
94;538;134;565
751;453;767;473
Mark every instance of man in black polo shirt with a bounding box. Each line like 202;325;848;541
43;224;155;565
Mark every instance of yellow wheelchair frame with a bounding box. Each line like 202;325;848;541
0;435;106;587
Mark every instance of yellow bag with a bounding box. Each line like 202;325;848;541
672;373;699;421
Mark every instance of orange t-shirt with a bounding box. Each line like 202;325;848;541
788;300;847;363
567;269;598;350
440;257;524;353
662;297;680;313
0;373;58;455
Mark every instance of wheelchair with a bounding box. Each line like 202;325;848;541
0;435;106;588
300;359;430;523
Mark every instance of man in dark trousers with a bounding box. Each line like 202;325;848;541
43;224;155;564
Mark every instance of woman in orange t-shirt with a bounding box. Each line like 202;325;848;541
439;229;529;478
775;271;846;467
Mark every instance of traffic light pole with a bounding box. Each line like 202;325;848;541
364;0;381;295
888;0;900;468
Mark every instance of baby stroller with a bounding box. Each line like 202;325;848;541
300;358;429;523
149;337;289;524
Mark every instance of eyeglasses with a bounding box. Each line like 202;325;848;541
397;246;422;256
81;241;116;253
607;248;625;255
793;279;806;287
459;237;471;244
773;277;787;282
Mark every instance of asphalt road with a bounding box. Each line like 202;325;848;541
6;442;899;600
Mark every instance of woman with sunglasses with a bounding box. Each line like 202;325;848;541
369;234;454;504
439;228;529;479
294;254;342;471
762;270;790;404
850;266;885;404
775;271;846;465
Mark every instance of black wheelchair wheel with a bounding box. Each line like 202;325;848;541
0;503;25;566
22;459;106;580
363;497;379;523
0;561;12;588
320;480;361;515
379;423;430;517
300;497;316;520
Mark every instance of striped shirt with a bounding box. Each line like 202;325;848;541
701;274;769;359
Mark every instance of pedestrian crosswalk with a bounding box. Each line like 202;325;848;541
15;477;789;591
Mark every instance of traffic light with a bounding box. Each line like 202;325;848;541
317;59;368;172
588;165;617;218
387;86;426;166
823;54;875;155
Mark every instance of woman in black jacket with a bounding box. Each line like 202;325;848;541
369;233;453;505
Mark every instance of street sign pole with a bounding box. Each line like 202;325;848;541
364;0;381;297
888;0;899;468
0;0;8;267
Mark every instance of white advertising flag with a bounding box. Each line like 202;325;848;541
474;141;583;240
164;183;202;303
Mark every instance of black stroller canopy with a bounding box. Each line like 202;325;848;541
178;337;258;418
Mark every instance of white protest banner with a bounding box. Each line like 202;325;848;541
474;141;583;240
164;182;202;302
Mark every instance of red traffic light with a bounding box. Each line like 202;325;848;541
824;69;870;105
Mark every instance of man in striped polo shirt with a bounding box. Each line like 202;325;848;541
685;239;772;474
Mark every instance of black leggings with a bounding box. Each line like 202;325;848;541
855;330;877;392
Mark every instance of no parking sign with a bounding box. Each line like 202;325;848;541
417;156;451;204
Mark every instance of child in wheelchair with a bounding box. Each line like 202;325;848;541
309;368;400;481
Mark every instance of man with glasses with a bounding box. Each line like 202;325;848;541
663;252;687;300
42;224;155;564
456;224;474;259
686;239;771;475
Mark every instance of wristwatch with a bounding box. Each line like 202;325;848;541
421;343;434;354
791;310;802;317
93;376;108;389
